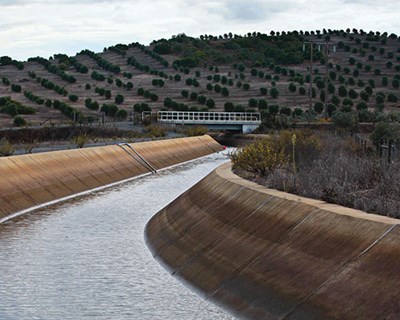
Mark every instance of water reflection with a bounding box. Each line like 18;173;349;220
0;152;235;320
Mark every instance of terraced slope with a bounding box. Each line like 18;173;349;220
1;30;400;128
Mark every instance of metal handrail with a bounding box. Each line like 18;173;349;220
157;111;261;123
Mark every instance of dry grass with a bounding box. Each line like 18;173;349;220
233;131;400;218
145;124;166;137
0;138;15;156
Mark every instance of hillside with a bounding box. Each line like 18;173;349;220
1;28;400;129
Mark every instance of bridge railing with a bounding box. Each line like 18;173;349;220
157;111;261;124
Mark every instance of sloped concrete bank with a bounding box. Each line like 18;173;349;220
0;135;223;221
145;162;400;320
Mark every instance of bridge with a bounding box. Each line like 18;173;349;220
156;111;262;133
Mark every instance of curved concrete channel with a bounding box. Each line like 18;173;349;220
145;162;400;320
0;135;223;221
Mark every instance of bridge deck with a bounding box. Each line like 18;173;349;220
157;111;262;125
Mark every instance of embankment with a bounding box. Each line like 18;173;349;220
145;162;400;320
0;135;223;221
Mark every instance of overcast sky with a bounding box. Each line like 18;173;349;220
1;0;400;61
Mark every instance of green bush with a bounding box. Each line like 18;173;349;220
224;102;235;112
314;102;324;114
332;111;355;128
115;94;124;104
13;116;26;127
116;109;128;120
68;94;78;102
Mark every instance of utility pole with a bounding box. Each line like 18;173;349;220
303;42;314;113
303;40;336;121
324;43;329;120
309;44;314;113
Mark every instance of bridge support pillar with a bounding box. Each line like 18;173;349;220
242;124;260;133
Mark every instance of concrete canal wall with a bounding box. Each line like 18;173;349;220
0;135;223;220
145;162;400;320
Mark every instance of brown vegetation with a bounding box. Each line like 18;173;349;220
231;130;400;218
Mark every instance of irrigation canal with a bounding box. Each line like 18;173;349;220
0;151;235;320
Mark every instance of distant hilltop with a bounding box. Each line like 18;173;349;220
1;28;400;129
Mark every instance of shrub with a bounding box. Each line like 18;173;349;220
356;101;368;110
248;98;258;108
314;102;324;114
230;137;287;175
134;103;151;113
338;86;347;97
116;109;128;120
11;84;22;92
190;92;198;101
197;95;206;104
231;131;321;176
294;108;303;117
370;121;399;147
221;87;229;97
13;116;26;127
348;89;358;99
2;77;10;86
0;138;14;156
343;97;354;107
181;90;189;98
388;93;398;103
73;133;90;148
376;94;385;104
146;125;166;137
68;94;78;102
224;102;235;112
327;104;337;116
234;105;246;112
280;107;292;116
332;111;355;128
260;87;268;95
101;88;108;97
270;87;279;98
206;98;215;108
258;99;268;110
183;126;208;136
115;94;124;104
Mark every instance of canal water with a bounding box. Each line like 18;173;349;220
0;152;236;320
